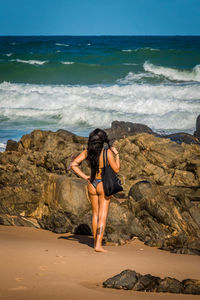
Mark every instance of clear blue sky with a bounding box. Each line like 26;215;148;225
0;0;200;36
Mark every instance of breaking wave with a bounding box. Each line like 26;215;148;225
144;62;200;82
10;59;48;65
0;81;199;136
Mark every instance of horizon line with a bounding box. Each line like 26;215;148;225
0;34;200;37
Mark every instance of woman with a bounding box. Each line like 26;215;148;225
70;128;120;252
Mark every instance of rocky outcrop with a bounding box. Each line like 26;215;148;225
194;114;200;141
105;120;200;145
114;133;200;193
163;132;200;145
105;121;155;143
103;269;200;294
128;180;200;255
1;126;200;255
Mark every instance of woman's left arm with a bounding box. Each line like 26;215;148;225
70;149;90;181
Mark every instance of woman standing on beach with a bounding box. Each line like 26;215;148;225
71;128;120;252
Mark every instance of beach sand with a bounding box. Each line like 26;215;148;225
0;225;199;300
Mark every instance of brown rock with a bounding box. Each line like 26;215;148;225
1;127;200;255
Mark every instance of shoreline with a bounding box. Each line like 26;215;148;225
0;225;199;300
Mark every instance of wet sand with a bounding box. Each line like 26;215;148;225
0;225;199;300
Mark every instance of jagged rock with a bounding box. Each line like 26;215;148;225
105;120;200;145
103;269;200;294
1;127;200;255
128;179;200;254
105;120;155;142
5;140;18;151
132;274;161;292
114;133;200;192
163;132;200;145
194;114;200;141
156;277;183;293
38;175;91;233
183;279;200;294
105;199;138;244
17;129;87;152
103;270;139;290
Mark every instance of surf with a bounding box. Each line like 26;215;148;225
144;61;200;82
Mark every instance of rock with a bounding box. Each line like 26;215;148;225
133;274;161;292
103;270;139;290
194;114;200;141
105;120;155;142
182;279;200;294
105;120;200;145
17;129;87;152
157;277;183;293
114;133;200;191
38;175;91;233
5;140;18;151
103;270;200;295
128;179;200;254
105;199;139;244
162;132;200;145
1;127;200;255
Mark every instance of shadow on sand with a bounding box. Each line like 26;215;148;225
58;234;94;248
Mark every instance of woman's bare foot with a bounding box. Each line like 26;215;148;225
94;246;108;253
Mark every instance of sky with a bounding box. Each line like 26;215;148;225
0;0;200;36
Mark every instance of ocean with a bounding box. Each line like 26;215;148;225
0;35;200;151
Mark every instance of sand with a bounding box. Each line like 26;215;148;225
0;225;199;300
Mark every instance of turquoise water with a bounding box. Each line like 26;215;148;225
0;36;200;150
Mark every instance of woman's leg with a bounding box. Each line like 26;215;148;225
95;182;111;252
88;182;99;247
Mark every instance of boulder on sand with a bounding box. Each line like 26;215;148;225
103;269;200;294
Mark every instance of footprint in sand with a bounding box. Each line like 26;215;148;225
56;255;66;258
10;286;28;291
35;272;45;276
54;261;66;265
39;265;48;271
54;255;66;264
15;277;24;282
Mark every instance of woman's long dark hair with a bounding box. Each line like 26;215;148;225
87;128;110;183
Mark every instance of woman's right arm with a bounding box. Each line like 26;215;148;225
70;149;90;181
107;147;120;173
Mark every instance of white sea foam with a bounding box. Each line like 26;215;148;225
55;43;69;47
122;49;133;52
117;71;158;84
10;59;48;65
0;81;199;134
0;143;6;152
122;47;160;53
4;53;13;57
144;61;200;82
123;63;138;66
136;47;160;51
61;61;74;65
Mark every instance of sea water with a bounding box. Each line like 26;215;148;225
0;36;200;151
